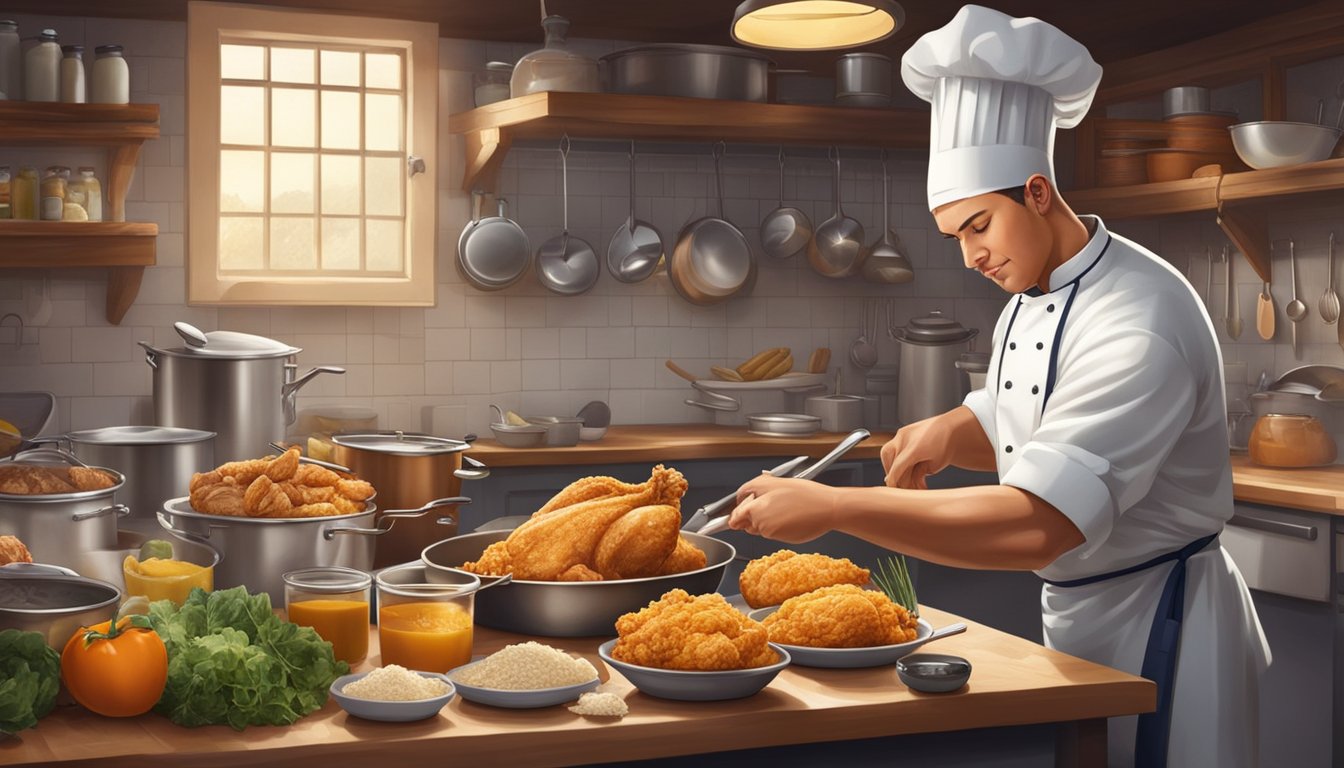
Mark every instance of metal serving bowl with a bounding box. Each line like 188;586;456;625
1229;121;1342;169
420;530;734;637
0;563;121;649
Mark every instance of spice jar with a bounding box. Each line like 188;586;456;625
40;166;69;221
284;566;372;664
70;167;102;221
12;167;38;220
59;44;85;103
473;61;513;107
23;28;60;102
91;44;129;104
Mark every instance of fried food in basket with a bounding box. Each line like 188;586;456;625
761;584;919;648
0;464;117;495
460;465;705;581
611;589;777;671
0;535;33;566
188;447;374;518
739;550;871;609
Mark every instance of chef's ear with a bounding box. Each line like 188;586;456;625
1024;174;1054;216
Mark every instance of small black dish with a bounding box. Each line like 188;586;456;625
897;653;971;693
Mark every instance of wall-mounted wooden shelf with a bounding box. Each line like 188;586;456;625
0;102;160;324
1067;156;1344;282
447;91;928;194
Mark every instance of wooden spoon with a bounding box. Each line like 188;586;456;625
664;360;699;383
1256;280;1276;341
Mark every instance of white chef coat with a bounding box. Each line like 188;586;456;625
961;216;1271;768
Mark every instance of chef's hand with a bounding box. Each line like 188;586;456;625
728;474;838;543
881;413;956;489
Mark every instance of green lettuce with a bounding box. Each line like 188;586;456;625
0;629;61;734
148;586;349;730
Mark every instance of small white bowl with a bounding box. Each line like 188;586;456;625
450;657;599;708
598;639;789;701
329;670;456;722
578;426;607;441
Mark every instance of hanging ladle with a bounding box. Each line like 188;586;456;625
1285;237;1308;359
606;140;664;283
759;147;812;260
537;134;599;296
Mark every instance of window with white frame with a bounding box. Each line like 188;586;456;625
187;2;437;305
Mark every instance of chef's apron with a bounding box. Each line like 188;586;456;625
963;218;1270;768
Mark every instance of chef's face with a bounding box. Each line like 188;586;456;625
933;177;1053;294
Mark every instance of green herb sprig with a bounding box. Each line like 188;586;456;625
872;555;918;618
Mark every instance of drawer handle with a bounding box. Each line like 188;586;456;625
1228;513;1318;541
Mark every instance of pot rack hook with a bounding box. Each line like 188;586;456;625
0;312;23;351
558;132;570;157
712;140;726;159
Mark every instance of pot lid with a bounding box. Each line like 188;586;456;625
165;321;300;359
66;425;216;445
900;310;976;344
330;431;470;456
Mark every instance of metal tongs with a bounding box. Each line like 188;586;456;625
687;428;871;536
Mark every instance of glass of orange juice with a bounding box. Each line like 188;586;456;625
283;566;372;665
375;565;479;673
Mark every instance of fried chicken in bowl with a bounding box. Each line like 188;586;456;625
739;550;871;609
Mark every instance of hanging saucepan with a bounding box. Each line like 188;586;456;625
457;191;531;291
670;142;755;305
808;146;866;278
607;141;664;283
537;135;600;296
760;147;812;260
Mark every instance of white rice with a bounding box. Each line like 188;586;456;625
568;691;628;717
451;641;598;690
342;664;450;701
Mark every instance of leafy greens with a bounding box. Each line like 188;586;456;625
0;629;61;734
148;586;349;730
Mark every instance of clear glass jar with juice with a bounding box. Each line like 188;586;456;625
12;167;38;220
284;566;372;665
375;568;479;673
122;553;214;604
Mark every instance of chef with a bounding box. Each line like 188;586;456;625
729;6;1269;767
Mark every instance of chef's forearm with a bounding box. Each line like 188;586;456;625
830;484;1083;571
945;406;999;472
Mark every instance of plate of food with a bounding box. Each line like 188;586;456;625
449;642;600;708
329;666;456;722
598;589;790;701
739;551;966;668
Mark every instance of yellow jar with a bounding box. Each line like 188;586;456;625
12;167;38;220
40;165;68;221
123;554;215;604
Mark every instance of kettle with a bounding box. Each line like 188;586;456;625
890;310;978;426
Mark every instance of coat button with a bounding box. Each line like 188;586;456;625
1036;342;1044;350
1010;342;1017;350
1032;385;1039;395
1005;445;1014;453
1005;381;1013;389
1047;304;1056;313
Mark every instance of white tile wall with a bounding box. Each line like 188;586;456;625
5;16;1341;439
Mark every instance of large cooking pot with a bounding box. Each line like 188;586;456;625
139;322;345;461
891;310;979;426
329;431;490;569
50;426;216;534
0;563;122;649
419;530;734;637
601;44;771;102
0;449;129;569
157;495;466;604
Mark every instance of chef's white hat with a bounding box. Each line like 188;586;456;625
901;5;1103;210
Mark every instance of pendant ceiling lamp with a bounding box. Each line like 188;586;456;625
731;0;905;51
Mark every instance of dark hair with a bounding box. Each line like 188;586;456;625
992;185;1027;205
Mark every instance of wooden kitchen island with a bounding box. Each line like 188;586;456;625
0;606;1152;768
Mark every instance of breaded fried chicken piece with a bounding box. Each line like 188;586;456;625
534;475;645;517
505;465;687;581
0;466;77;495
68;466;117;492
612;589;776;671
190;477;246;517
593;504;680;580
557;564;604;581
264;447;301;482
461;540;513;576
244;475;293;517
739;550;871;609
761;584;918;648
0;535;33;565
655;535;708;576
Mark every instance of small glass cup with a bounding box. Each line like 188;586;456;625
284;566;372;664
375;564;479;673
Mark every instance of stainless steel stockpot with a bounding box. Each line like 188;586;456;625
891;310;979;426
419;530;734;637
139;323;344;461
0;450;129;570
601;44;772;102
157;496;466;605
0;563;121;649
56;426;216;534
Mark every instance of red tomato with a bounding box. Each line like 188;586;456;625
60;616;168;718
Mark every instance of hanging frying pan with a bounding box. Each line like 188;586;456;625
537;135;600;296
456;192;531;291
669;142;755;305
808;146;866;278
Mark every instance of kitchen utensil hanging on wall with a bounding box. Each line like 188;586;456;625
1320;231;1339;325
1285;237;1308;359
759;147;812;260
808;146;865;278
536;135;599;296
606;141;663;283
456;192;531;291
668;141;754;305
1224;245;1242;340
861;150;914;284
1256;244;1275;344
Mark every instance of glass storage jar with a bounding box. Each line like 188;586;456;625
59;44;85;103
24;28;60;102
12;167;38;220
284;566;372;664
91;44;129;104
509;15;599;98
474;61;513;107
40;166;69;221
375;567;478;673
0;20;20;100
0;166;9;219
70;167;102;221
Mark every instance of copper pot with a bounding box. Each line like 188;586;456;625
1248;414;1337;468
329;431;489;567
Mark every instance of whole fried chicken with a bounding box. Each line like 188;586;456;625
655;535;708;576
593;504;681;580
761;584;918;648
462;540;513;576
739;550;871;609
612;589;777;671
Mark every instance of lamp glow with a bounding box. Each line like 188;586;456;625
731;0;904;51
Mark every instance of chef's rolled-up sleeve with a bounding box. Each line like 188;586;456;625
962;387;997;447
1000;330;1196;559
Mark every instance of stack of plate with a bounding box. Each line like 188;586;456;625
746;413;820;438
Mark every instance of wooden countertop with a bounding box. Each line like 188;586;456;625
471;426;1344;517
469;425;896;468
1;605;1152;768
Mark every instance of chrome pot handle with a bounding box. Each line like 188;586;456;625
137;340;159;369
72;503;131;522
156;510;217;546
0;562;80;578
324;496;471;539
454;455;490;481
282;366;346;397
5;446;90;468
